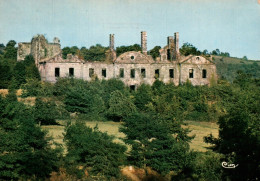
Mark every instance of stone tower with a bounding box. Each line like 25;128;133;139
31;35;48;66
109;34;115;50
141;31;147;55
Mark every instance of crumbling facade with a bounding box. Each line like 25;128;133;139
17;32;217;88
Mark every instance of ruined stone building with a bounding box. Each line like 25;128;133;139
17;32;217;89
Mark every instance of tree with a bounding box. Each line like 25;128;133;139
0;43;5;55
13;61;26;87
24;55;40;80
180;42;201;56
116;44;141;56
107;90;136;121
64;121;127;179
84;44;108;61
202;49;209;55
101;78;127;108
13;55;40;87
134;84;153;111
0;62;12;88
120;112;193;175
34;98;59;125
149;46;161;59
0;94;61;180
204;86;260;180
4;40;17;59
64;83;105;118
62;47;71;59
242;56;248;61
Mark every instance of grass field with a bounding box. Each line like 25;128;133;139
42;120;218;152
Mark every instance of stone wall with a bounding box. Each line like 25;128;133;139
39;61;182;86
17;35;61;64
17;43;31;61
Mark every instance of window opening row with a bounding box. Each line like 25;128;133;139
189;69;207;78
55;68;74;77
54;68;178;79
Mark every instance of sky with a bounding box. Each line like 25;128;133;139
0;0;260;60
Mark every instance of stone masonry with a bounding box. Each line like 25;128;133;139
17;32;217;88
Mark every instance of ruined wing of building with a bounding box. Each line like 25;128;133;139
17;32;217;88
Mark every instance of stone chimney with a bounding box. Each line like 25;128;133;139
174;32;180;58
109;34;114;50
141;31;147;55
167;36;174;61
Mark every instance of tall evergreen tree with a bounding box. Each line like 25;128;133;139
120;112;193;175
0;94;61;180
64;121;127;179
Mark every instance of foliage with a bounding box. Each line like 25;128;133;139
13;55;40;88
120;112;193;175
64;121;127;179
211;48;230;57
34;98;59;125
116;44;141;56
84;44;108;61
21;79;54;97
4;40;17;59
180;152;224;181
107;90;136;122
62;44;108;61
0;94;62;180
101;78;128;108
180;42;201;56
242;55;248;61
64;81;105;120
0;62;12;88
204;76;260;180
134;84;153;111
149;46;161;59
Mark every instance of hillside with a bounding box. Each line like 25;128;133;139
213;55;260;82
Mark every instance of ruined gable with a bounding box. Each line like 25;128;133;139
115;51;154;64
180;55;214;65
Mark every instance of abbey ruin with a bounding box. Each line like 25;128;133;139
17;32;217;89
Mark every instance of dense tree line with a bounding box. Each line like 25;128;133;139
0;41;40;89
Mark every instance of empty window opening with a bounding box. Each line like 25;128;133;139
120;68;124;78
141;68;146;78
155;69;160;78
102;69;106;78
131;56;135;60
69;68;74;77
202;69;207;78
131;69;135;78
130;85;136;91
89;68;94;77
189;69;194;78
167;49;171;60
55;68;60;77
169;69;174;78
196;57;200;60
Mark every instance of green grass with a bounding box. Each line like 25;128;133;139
42;120;218;152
